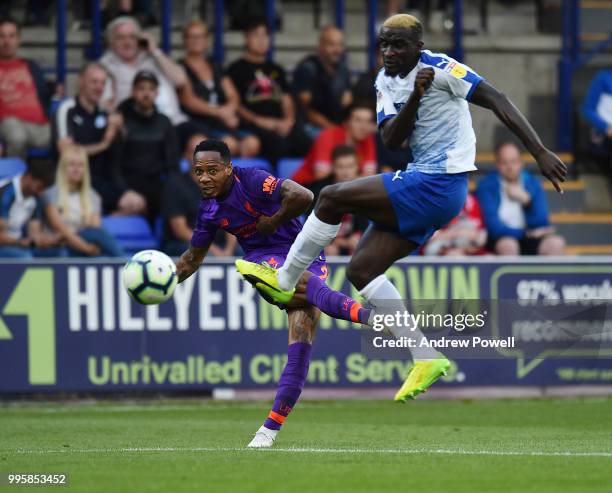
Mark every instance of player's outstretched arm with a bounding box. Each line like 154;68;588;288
256;180;314;236
175;244;209;283
470;80;567;193
380;67;435;149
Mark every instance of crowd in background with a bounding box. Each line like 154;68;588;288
0;9;573;259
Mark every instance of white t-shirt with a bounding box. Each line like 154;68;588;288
498;179;526;230
375;50;483;174
100;51;187;125
596;93;612;128
42;185;101;231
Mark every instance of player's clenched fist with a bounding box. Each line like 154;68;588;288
413;68;435;98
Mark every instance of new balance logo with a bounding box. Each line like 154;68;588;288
262;176;279;194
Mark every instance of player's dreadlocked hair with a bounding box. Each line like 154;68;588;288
193;139;231;163
382;14;423;41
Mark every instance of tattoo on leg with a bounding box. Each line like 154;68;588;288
288;307;320;344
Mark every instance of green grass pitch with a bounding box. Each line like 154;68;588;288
2;398;612;492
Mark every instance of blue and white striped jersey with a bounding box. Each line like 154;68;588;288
375;50;484;173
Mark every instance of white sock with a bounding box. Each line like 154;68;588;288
277;213;341;291
260;425;278;438
359;274;439;361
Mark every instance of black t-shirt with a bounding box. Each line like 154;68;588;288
352;69;377;109
54;97;110;175
179;57;227;120
161;171;202;244
293;55;351;125
227;57;289;118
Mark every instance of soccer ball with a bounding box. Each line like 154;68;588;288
122;250;178;305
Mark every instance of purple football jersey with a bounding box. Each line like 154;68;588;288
191;167;304;258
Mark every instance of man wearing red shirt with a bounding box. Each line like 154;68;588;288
292;103;377;184
0;17;51;160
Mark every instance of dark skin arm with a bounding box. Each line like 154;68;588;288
175;244;209;283
379;67;434;149
470;80;567;192
256;179;314;236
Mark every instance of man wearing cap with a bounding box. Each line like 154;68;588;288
100;16;189;131
116;70;180;220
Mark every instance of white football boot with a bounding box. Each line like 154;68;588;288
247;426;278;448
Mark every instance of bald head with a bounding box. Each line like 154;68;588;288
318;25;345;66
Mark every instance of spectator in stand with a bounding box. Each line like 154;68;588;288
100;16;191;137
178;20;259;158
477;141;566;255
292;103;377;184
294;26;352;135
582;69;612;158
423;192;487;256
55;62;145;215
227;18;311;165
307;145;369;256
352;44;381;110
0;161;57;258
0;16;51;159
41;146;124;257
161;133;238;256
117;70;180;219
351;42;412;173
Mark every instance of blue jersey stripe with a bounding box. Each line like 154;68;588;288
0;183;16;219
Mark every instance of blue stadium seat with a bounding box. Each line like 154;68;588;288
101;215;158;256
0;158;27;180
27;148;52;159
232;157;272;172
277;158;303;179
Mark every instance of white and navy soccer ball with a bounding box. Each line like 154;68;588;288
122;250;178;305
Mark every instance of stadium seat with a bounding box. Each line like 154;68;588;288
27;148;52;159
232;157;272;172
101;215;158;256
0;157;27;180
277;158;303;179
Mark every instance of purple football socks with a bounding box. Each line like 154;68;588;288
263;342;312;431
306;274;371;325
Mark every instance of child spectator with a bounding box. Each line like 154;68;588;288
308;145;368;256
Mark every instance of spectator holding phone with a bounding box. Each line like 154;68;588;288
100;16;189;132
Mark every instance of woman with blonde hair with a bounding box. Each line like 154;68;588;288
178;19;260;157
43;146;124;257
